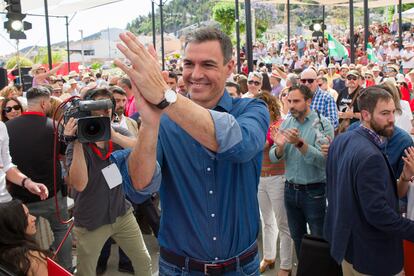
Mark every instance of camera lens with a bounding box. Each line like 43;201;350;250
83;120;103;138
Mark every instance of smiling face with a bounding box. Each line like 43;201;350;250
182;40;234;108
4;99;22;121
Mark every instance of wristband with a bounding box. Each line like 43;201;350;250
21;177;30;189
295;140;304;149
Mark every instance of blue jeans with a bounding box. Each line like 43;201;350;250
284;182;326;257
159;252;259;276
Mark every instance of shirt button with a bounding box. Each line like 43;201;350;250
209;190;213;195
211;213;215;218
213;237;217;241
207;167;211;172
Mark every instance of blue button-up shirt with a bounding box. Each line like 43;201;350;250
112;91;269;261
310;88;339;129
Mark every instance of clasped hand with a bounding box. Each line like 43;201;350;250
270;127;301;146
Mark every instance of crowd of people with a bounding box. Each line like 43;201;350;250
0;21;414;276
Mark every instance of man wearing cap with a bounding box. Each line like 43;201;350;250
401;44;414;74
300;68;339;129
387;64;399;81
372;66;382;84
325;64;339;88
270;71;284;97
336;70;363;126
333;64;349;93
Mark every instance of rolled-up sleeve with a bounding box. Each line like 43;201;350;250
269;144;283;163
110;149;161;198
0;123;16;173
214;99;270;163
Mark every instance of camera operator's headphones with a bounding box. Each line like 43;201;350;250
83;88;117;118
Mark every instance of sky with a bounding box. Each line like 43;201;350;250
0;0;154;56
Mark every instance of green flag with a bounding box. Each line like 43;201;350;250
367;43;378;62
327;33;348;60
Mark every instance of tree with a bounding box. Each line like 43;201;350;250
5;56;33;69
212;2;235;36
33;47;66;65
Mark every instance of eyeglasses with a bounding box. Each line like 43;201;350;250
318;83;324;87
365;76;373;79
347;76;358;81
4;105;21;113
300;79;315;84
248;80;261;86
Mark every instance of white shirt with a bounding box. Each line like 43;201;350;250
401;50;414;69
0;122;16;203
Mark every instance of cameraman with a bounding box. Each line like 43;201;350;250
64;88;157;276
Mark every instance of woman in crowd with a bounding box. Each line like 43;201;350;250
1;97;23;123
0;200;49;276
0;86;18;99
243;71;263;98
255;91;293;276
278;87;290;118
31;63;64;88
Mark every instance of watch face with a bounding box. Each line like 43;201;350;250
165;89;177;103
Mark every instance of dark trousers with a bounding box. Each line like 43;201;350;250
284;182;326;257
97;196;160;267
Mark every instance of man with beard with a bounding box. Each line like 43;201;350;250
333;64;349;93
324;86;414;276
269;84;334;256
110;86;139;137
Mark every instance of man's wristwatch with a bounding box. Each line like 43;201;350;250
155;88;178;109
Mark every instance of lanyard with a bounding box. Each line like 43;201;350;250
89;140;113;160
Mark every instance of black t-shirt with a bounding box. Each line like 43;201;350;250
336;87;361;124
6;114;65;203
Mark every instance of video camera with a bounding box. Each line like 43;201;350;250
62;98;113;143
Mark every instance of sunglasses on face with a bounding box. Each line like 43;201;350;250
365;76;373;79
248;80;261;86
347;76;358;81
4;105;21;113
300;79;315;84
318;83;324;87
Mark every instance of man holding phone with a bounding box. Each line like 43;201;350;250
269;84;334;256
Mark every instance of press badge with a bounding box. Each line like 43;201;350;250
102;163;122;189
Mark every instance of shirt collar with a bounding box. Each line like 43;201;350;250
359;124;383;147
22;111;46;117
213;90;233;112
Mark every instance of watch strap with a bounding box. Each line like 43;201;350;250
155;98;170;110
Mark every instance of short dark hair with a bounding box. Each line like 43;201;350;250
26;86;50;101
288;84;313;100
185;27;233;64
225;81;241;95
168;71;178;82
83;87;116;112
118;77;132;90
109;85;127;97
357;86;393;114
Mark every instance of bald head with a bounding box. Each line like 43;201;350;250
300;69;318;93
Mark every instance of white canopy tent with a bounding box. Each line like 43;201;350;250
402;6;414;19
20;0;126;16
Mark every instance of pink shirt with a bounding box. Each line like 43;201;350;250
125;96;137;117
